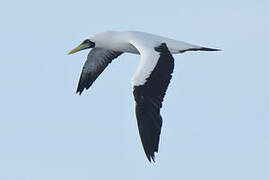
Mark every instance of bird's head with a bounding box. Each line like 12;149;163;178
68;39;95;55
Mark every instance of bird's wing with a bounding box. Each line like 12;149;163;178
131;42;175;162
76;48;123;94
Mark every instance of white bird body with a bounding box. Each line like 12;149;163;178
89;31;201;54
68;30;220;162
89;31;206;86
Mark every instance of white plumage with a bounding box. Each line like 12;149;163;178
68;30;220;162
87;31;210;85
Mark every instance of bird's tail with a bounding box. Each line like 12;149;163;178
179;46;221;53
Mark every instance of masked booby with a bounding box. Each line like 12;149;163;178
68;31;220;162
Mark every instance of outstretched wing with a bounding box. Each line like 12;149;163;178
77;48;123;94
132;43;175;162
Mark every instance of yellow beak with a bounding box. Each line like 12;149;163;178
67;43;90;55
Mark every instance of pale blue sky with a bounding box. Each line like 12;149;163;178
0;0;268;179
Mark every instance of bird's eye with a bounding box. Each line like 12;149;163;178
83;39;90;44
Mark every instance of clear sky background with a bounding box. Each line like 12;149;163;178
0;0;268;179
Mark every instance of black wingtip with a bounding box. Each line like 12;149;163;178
146;155;152;163
151;154;156;163
144;145;159;163
146;153;156;163
76;88;83;95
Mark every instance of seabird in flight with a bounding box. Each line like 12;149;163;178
68;31;220;162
